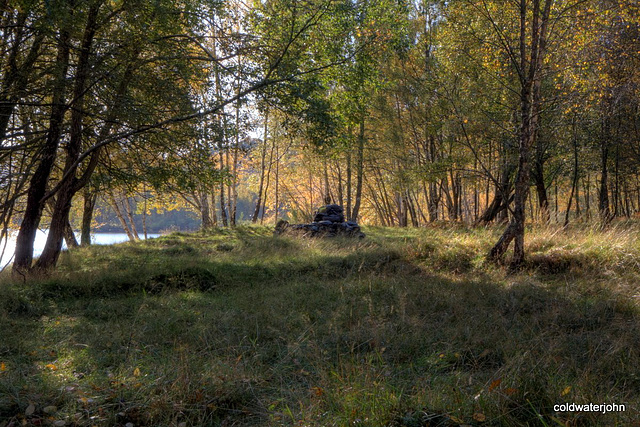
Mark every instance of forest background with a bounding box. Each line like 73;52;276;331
1;0;639;272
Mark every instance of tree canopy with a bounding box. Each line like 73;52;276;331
1;0;639;271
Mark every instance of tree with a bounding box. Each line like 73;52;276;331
5;0;379;273
487;0;554;267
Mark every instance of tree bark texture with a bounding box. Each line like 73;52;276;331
13;24;71;274
489;0;553;268
81;188;97;246
36;3;100;269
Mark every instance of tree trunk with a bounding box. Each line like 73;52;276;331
323;159;331;202
142;190;148;240
219;149;228;227
226;149;232;225
346;148;352;220
409;192;420;226
351;118;365;222
230;89;240;228
81;187;97;246
564;118;580;227
533;160;549;223
489;0;553;269
200;190;214;229
599;117;611;224
426;135;439;222
252;108;268;223
36;4;100;270
441;177;454;220
34;13;138;269
274;141;280;223
260;131;276;224
613;134;620;218
477;160;515;224
230;143;238;227
584;173;590;220
64;220;79;249
396;192;407;227
124;197;140;240
366;177;388;225
335;161;344;207
13;24;71;275
373;165;395;225
109;193;136;241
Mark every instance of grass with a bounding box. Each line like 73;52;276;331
0;222;639;426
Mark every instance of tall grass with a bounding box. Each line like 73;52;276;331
0;223;638;426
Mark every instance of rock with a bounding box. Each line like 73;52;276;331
275;204;365;238
25;403;35;416
274;220;365;238
313;204;345;223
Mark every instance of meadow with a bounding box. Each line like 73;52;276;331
1;223;639;426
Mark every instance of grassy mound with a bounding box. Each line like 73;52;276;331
1;223;639;426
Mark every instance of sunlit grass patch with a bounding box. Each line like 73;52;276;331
1;223;639;425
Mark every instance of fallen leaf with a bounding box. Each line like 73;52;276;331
488;378;502;392
473;412;487;422
505;387;518;396
133;367;141;377
448;415;465;424
561;386;571;396
53;421;65;427
45;364;58;371
478;349;491;358
43;406;57;414
25;403;35;416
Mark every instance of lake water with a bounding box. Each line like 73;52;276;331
0;231;160;269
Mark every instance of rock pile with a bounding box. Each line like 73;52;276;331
314;204;344;223
275;204;365;238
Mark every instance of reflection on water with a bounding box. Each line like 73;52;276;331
0;231;160;268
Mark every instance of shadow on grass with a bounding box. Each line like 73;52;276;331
0;231;639;426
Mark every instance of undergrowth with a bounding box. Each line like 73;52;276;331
0;223;639;426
